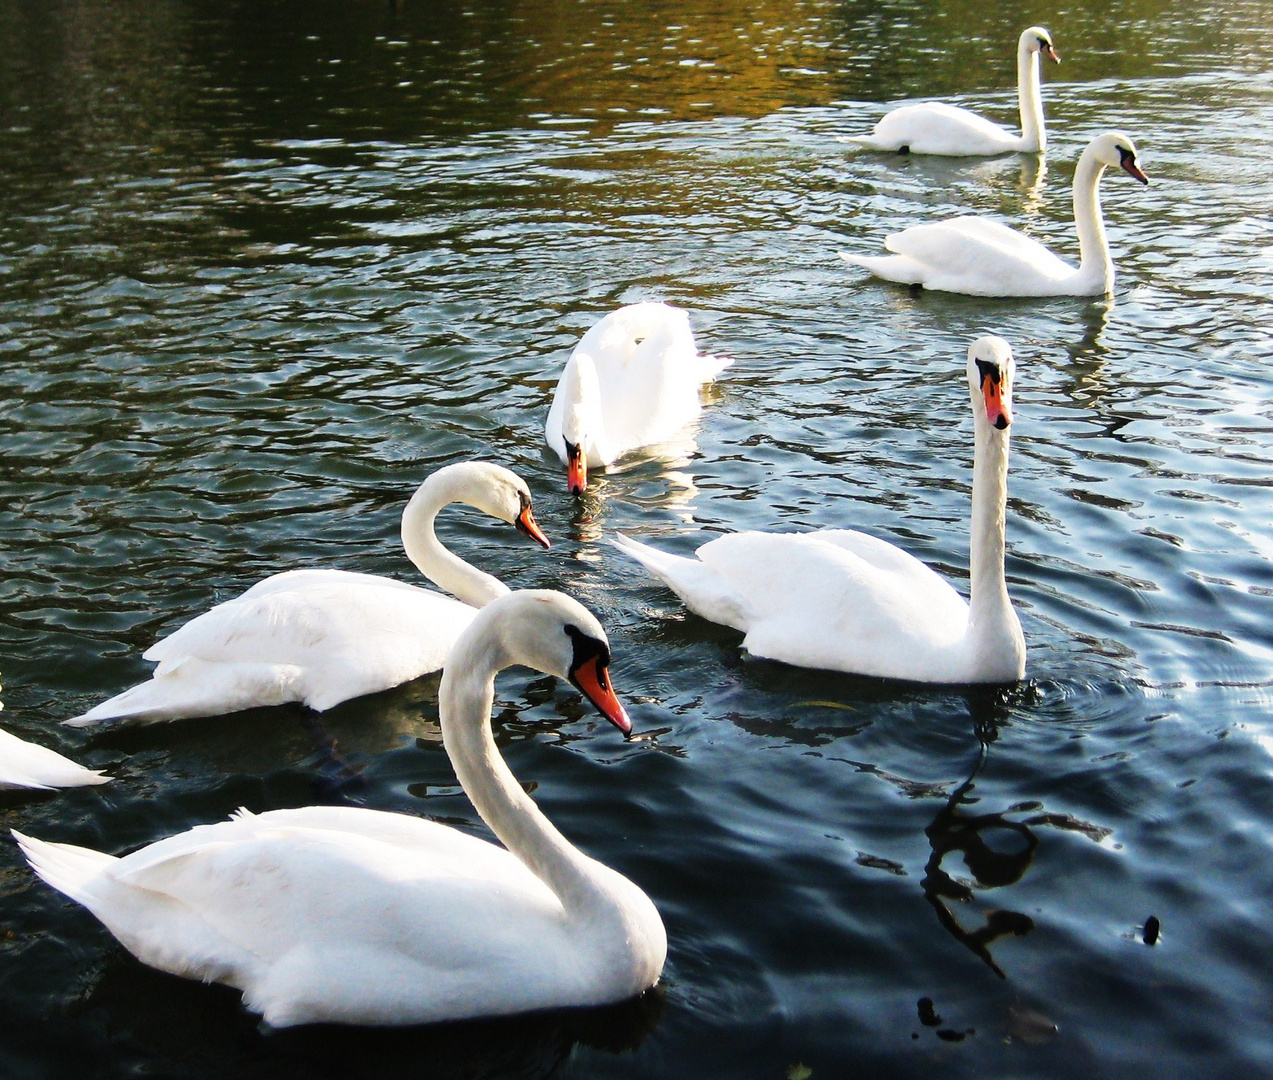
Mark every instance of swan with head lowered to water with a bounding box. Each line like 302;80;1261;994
843;27;1060;156
839;131;1149;296
65;462;551;727
614;337;1026;684
545;302;730;494
18;590;665;1027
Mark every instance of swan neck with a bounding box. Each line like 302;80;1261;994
968;423;1012;630
1072;148;1113;293
439;631;606;914
401;474;509;608
1016;45;1045;152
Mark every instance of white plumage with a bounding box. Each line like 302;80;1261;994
17;591;665;1027
840;132;1149;297
615;337;1027;685
843;27;1059;156
544;303;730;492
66;462;549;726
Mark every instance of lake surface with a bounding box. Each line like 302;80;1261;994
1;0;1272;1077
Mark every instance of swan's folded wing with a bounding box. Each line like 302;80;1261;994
885;217;1074;277
612;534;753;633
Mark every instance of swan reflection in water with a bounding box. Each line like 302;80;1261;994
923;690;1110;978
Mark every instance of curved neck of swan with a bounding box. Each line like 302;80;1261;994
968;421;1019;659
560;352;605;463
400;473;510;608
1016;45;1045;152
1072;146;1113;293
440;631;610;917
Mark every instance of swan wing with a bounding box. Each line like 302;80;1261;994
627;531;971;680
851;216;1077;295
68;571;475;725
850;102;1020;155
0;726;110;789
16;807;571;1027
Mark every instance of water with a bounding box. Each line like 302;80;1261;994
1;0;1272;1076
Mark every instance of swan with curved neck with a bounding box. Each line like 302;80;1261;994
840;132;1148;296
844;28;1059;156
614;337;1026;684
18;590;666;1026
66;462;551;726
0;681;110;789
545;302;730;494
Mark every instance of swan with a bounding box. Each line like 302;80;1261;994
613;336;1026;684
17;590;665;1027
65;462;551;727
0;682;109;789
544;302;731;494
839;131;1149;296
843;27;1060;155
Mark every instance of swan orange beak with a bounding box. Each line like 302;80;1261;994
1120;155;1149;185
982;375;1012;430
565;440;588;495
569;655;631;736
1043;44;1060;63
514;505;551;549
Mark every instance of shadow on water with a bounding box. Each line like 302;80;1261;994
76;959;664;1080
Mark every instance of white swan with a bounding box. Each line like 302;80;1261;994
0;682;109;789
17;590;665;1027
65;462;551;727
844;27;1060;155
545;302;730;494
614;337;1026;684
840;131;1149;296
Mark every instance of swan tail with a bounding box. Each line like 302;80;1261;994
63;659;303;728
612;535;751;633
835;135;884;149
696;351;733;382
13;830;118;906
838;251;926;285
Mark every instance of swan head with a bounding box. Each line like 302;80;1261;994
480;590;632;735
413;462;550;549
559;353;603;495
1090;131;1149;185
1019;26;1060;63
967;336;1016;433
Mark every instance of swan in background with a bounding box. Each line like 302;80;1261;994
614;337;1026;684
545;302;731;494
66;462;551;727
0;680;109;789
839;132;1148;296
18;590;665;1027
843;27;1060;155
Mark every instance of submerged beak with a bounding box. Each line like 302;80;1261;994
982;375;1012;430
514;504;551;549
569;655;631;736
565;440;588;495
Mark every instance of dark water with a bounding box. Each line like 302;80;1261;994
2;0;1273;1077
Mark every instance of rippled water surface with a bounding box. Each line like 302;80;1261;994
2;1;1273;1077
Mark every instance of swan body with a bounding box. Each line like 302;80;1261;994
844;28;1059;155
66;462;550;727
545;302;730;493
615;337;1026;684
840;131;1149;296
0;686;109;788
17;590;665;1027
